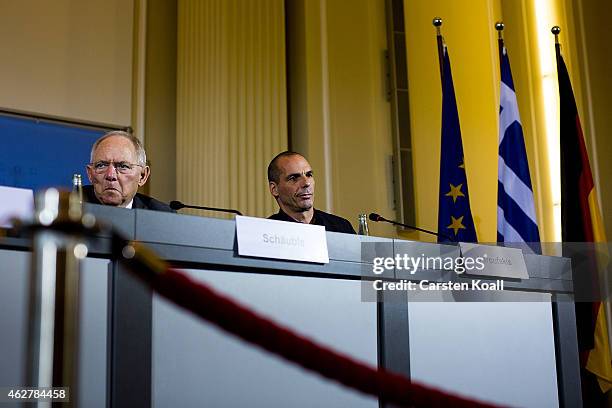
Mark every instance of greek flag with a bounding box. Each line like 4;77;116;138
497;42;540;246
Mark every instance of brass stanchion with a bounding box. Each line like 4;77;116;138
26;189;88;407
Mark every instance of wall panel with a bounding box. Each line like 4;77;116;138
177;0;287;217
0;0;134;126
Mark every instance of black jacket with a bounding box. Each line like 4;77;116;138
268;208;356;234
82;185;174;213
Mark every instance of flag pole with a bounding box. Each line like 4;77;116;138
495;21;504;61
433;17;444;82
552;26;561;63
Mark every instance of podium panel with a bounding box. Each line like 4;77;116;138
0;249;29;389
409;296;558;408
152;269;378;407
0;250;109;408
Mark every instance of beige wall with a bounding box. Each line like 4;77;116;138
326;0;396;236
143;0;177;202
176;0;287;218
288;0;397;237
286;0;329;206
0;0;134;126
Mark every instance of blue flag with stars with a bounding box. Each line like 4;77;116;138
437;46;478;243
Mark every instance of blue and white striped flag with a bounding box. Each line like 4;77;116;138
497;41;540;246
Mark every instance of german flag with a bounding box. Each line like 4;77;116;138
556;40;612;404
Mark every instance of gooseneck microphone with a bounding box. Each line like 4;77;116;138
368;213;455;242
170;200;243;216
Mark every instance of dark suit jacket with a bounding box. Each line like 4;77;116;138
268;208;356;234
82;185;174;213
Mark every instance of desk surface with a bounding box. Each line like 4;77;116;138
1;204;574;295
0;204;581;407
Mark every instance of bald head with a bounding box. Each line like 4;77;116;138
267;151;306;183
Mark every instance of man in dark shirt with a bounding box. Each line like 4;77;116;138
267;151;356;234
84;131;173;212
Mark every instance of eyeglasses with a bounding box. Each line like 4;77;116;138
88;161;144;174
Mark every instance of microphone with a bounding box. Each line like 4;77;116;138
170;200;243;216
368;213;455;242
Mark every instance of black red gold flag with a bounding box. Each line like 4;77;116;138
556;40;612;404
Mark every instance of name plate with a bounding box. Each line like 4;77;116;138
235;216;329;264
0;186;33;227
459;243;529;279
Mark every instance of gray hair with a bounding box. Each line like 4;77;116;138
90;130;147;165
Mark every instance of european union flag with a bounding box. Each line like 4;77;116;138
437;46;478;243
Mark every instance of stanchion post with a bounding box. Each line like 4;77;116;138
26;189;88;407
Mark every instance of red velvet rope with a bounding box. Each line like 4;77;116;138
145;266;503;408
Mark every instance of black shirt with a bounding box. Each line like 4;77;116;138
268;208;356;234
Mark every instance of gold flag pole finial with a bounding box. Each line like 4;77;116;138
551;26;561;44
433;17;442;36
495;21;504;40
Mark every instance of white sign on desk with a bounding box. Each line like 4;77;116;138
459;242;529;279
236;216;329;264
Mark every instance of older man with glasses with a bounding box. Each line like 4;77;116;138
84;130;173;212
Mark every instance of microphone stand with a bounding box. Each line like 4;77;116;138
170;201;243;216
369;213;456;243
